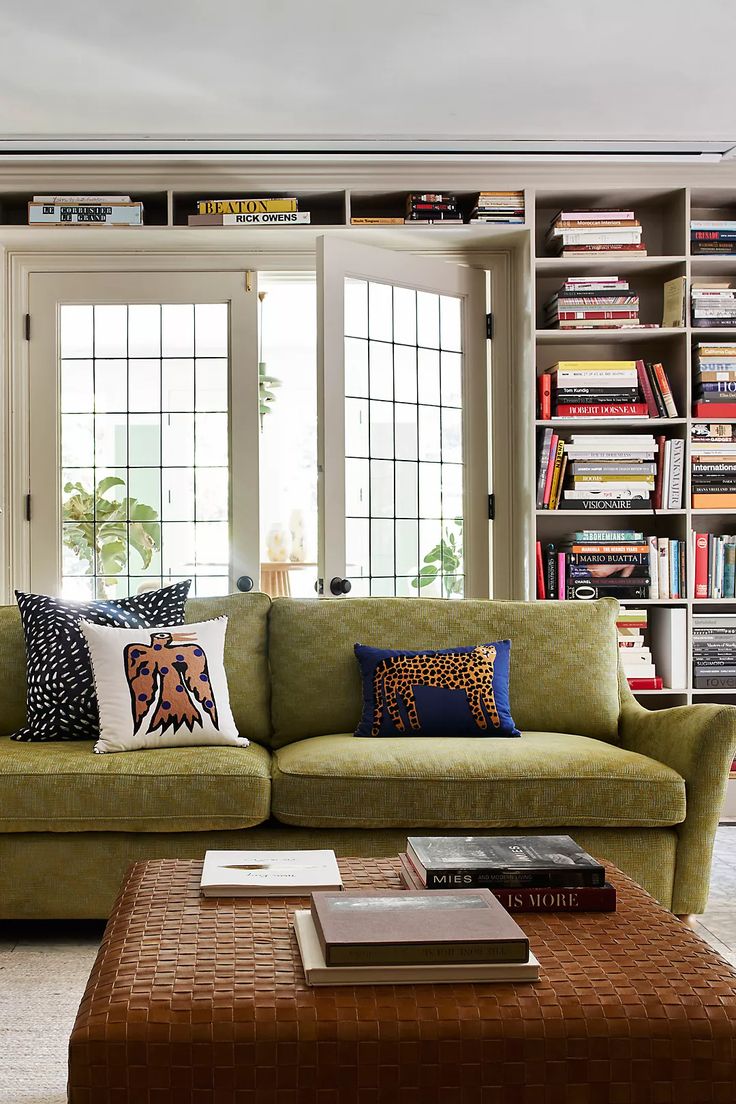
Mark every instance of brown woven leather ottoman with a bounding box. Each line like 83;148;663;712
68;857;736;1104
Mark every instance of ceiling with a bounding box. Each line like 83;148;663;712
0;0;732;157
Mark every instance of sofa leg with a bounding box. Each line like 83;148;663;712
675;914;697;927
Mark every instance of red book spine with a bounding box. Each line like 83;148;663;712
694;533;709;598
694;402;736;417
490;884;616;912
542;433;558;505
555;403;648;417
628;677;664;690
636;358;659;418
653;434;666;510
536;541;546;598
538;373;552;420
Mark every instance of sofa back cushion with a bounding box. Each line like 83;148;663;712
185;593;272;747
0;605;28;737
0;592;273;745
268;597;621;748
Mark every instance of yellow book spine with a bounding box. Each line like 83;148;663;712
547;440;565;507
197;198;298;215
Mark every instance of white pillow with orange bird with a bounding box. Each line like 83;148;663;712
80;616;247;753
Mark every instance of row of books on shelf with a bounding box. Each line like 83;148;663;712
693;614;736;689
544;209;647;259
691;220;736;255
200;836;613;986
693;343;736;419
536;532;686;601
538;359;678;421
537;431;683;512
694;534;736;598
543;207;736;258
543;276;643;330
692;421;736;507
24;191;527;228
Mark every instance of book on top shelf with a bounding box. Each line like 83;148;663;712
545;210;647;258
189;196;310;227
469;190;524;224
29;201;143;226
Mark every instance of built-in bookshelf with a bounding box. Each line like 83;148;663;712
526;186;736;820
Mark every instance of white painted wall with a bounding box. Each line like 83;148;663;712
0;0;731;148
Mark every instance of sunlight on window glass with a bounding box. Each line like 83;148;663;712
257;274;318;598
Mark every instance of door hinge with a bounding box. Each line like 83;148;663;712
488;493;495;521
23;314;30;341
24;493;31;521
485;312;493;339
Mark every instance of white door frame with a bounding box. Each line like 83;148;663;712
25;270;258;596
317;235;490;598
4;240;516;602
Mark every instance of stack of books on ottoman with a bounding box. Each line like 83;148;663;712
293;888;539;986
399;835;616;912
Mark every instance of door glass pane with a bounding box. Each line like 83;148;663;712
343;281;465;598
59;302;230;599
257;274;318;599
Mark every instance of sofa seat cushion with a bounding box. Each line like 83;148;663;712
0;736;271;832
271;732;686;830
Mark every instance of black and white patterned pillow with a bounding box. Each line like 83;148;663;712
12;581;192;742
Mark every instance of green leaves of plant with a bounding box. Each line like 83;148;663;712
61;476;162;578
410;521;464;597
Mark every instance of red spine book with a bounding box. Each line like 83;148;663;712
489;884;616;913
555;403;648;417
694;402;736;417
636;358;659;418
398;856;617;912
694;533;709;598
653;434;666;510
538;373;552;420
536;541;546;598
628;677;664;690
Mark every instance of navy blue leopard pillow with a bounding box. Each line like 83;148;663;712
354;641;519;738
12;581;191;742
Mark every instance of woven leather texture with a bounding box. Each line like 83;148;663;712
69;857;736;1103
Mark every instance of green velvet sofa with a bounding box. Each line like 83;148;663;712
0;593;734;919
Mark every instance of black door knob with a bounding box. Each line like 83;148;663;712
329;577;352;596
236;575;254;592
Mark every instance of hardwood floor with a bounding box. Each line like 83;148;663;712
1;832;736;1103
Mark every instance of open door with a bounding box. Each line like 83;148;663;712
317;236;489;599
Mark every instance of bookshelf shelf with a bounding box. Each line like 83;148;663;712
534;256;687;275
534;418;687;428
535;328;685;344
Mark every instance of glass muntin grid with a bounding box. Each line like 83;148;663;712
343;278;465;598
60;303;230;599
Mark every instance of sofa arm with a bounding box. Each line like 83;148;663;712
620;695;736;915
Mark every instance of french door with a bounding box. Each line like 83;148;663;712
317;238;489;598
23;243;490;601
27;272;259;598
